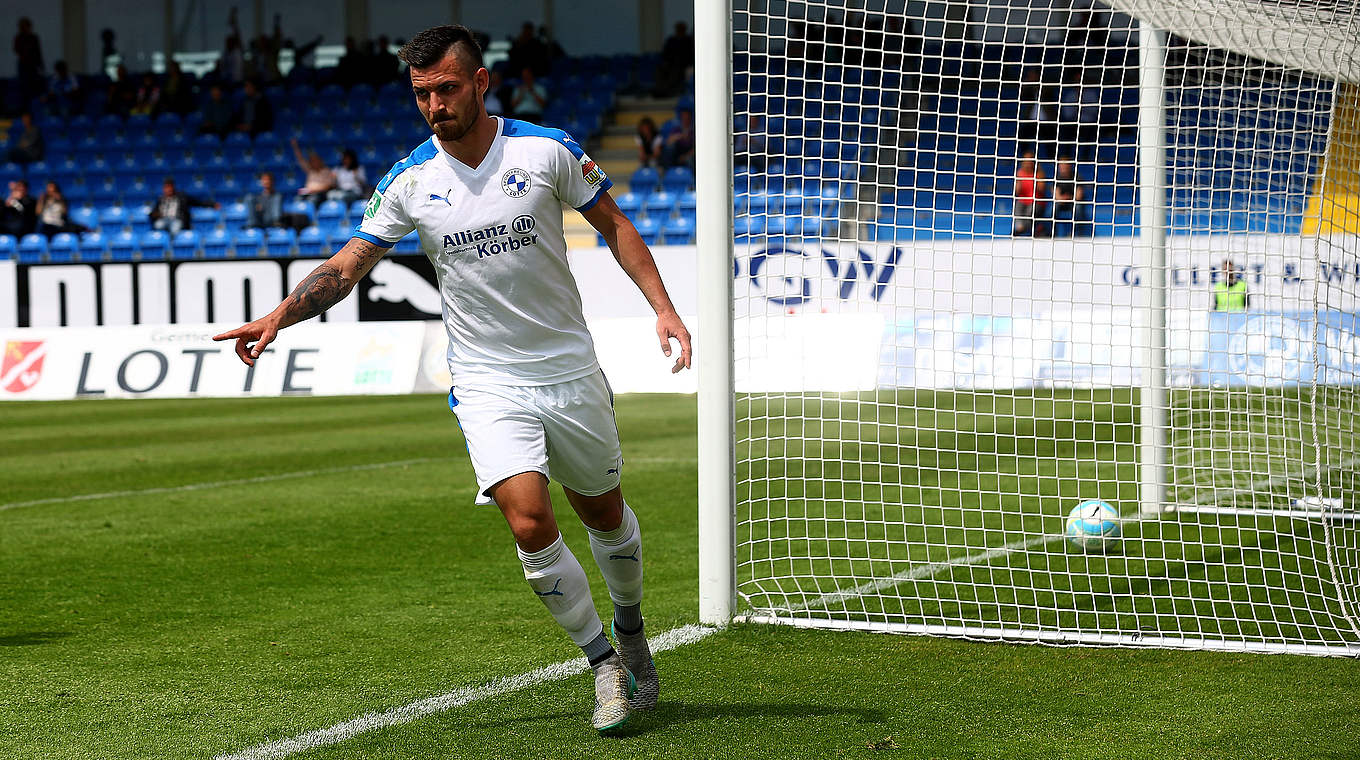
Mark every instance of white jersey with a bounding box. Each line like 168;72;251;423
355;117;613;386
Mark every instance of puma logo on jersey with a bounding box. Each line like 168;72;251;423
609;547;640;562
428;189;453;206
533;579;565;596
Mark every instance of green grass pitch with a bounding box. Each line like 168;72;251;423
2;393;1357;759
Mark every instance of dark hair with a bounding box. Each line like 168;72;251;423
398;24;483;71
341;148;358;168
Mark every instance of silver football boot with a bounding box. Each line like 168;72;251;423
591;652;635;732
612;621;660;710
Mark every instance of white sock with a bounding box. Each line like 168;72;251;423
586;503;644;614
517;534;605;649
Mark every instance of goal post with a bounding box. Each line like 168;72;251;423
698;0;1360;655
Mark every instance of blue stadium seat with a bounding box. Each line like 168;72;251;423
643;191;677;218
0;234;18;259
677;191;698;213
634;217;662;246
661;216;696;245
348;199;368;221
108;230;138;261
222;203;249;235
661;167;694;193
97;206;129;232
170;230;201;260
325;225;354;247
615;192;644;219
138;230;170;260
296;226;330;256
284;199;313;221
190;206;221;229
79;231;108;261
629;167;661;192
232;228;265;257
316;199;347;228
265;227;296;257
392;232;422;255
201;229;231;259
71;206;100;232
734;215;765;239
47;233;79;263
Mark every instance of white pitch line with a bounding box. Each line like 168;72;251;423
0;458;445;513
213;623;719;760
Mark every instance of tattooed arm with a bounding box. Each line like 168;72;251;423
213;237;388;366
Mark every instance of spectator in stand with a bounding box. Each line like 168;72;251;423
14;18;44;106
244;171;284;229
635;117;662;168
249;16;284;84
1051;156;1091;237
510;67;548;121
35;181;86;237
291;138;336;201
284;33;324;76
219;9;246;85
538;25;566;66
7;112;44;165
661;108;696;170
655;22;694;96
233;78;274;136
130;73;161;117
485;70;507;117
371;35;399;84
45;60;82;117
149;177;219;235
104;64;137;118
99;28;117;71
1012;151;1049;237
507;22;550;77
337;37;365;88
1;180;37;238
160;60;194;115
329;149;369;203
199;84;234;137
1018;68;1059;158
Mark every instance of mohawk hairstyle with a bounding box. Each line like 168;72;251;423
398;24;484;71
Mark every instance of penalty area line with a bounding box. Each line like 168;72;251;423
0;458;447;513
213;623;720;760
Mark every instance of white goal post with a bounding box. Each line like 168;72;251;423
697;0;1360;656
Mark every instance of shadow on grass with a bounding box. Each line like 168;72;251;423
468;700;888;737
0;631;71;646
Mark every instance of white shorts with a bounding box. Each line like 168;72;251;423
448;370;623;505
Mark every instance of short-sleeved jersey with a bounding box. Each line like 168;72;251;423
355;117;613;387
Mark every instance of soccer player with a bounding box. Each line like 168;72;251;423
212;24;691;733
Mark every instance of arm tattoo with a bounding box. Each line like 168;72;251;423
285;264;348;322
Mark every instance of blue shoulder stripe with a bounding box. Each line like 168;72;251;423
501;118;585;160
376;137;439;195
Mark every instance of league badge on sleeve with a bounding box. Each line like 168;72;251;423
579;154;607;186
501;168;531;198
363;190;383;219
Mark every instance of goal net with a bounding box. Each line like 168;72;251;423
703;0;1360;656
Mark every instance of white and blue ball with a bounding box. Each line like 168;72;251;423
1064;499;1121;551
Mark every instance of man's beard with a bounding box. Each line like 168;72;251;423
431;114;472;141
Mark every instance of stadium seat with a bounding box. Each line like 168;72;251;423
316;199;348;228
201;228;232;259
643;191;677;218
661;216;696;245
296;226;329;256
222;203;249;235
170;230;201;260
661;167;695;193
0;234;16;260
232;228;265;257
79;231;108;261
138;230;170;260
734;215;765;239
264;227;296;257
47;233;79;263
633;217;662;246
629;167;661;192
190;206;221;229
347;199;368;221
71;206;100;232
392;232;422;255
284;199;313;221
615;192;645;219
677;191;698;213
18;233;47;263
108;231;138;262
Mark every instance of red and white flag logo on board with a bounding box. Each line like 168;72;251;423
1;341;46;393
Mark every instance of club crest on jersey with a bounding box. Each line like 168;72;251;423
579;155;606;186
2;340;46;393
501;169;531;198
363;191;382;219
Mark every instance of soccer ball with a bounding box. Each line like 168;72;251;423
1064;499;1121;551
